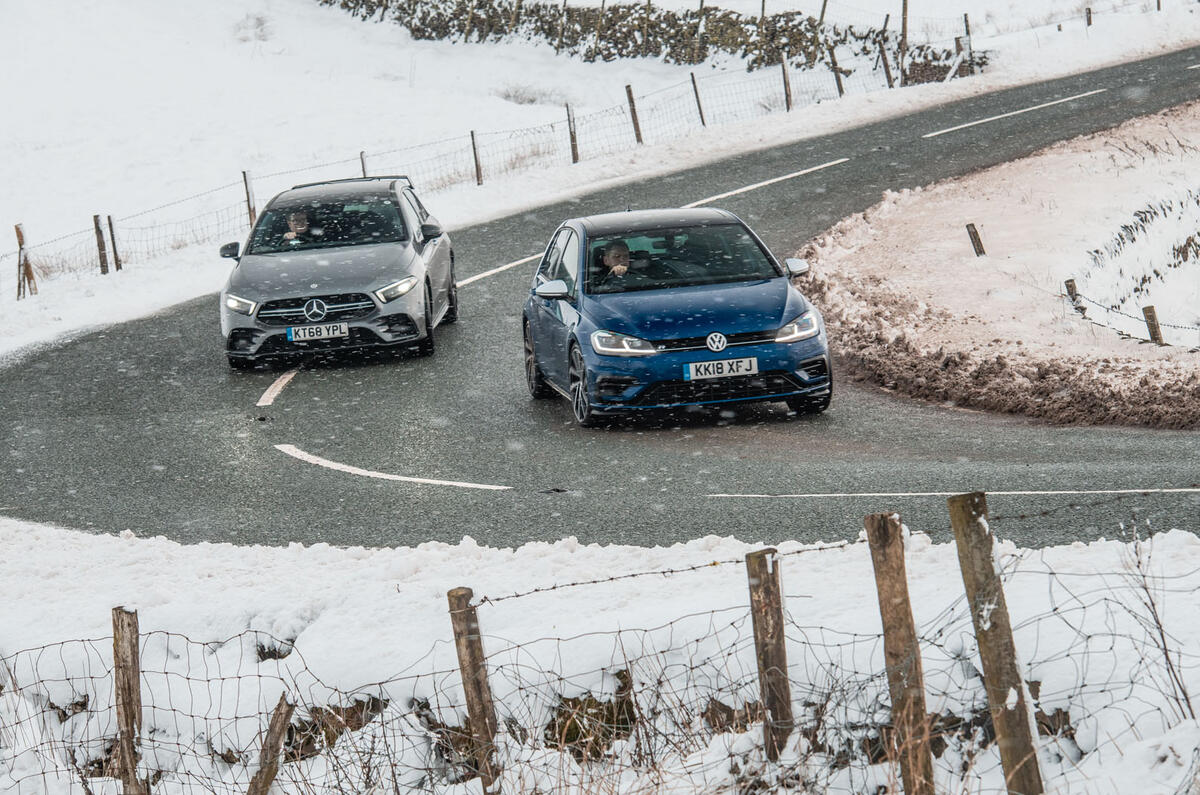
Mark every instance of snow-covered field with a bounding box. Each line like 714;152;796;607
6;518;1200;792
3;0;1200;792
800;100;1200;428
4;0;1199;363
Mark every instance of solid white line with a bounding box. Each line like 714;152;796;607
459;253;542;287
257;369;299;407
276;444;511;491
682;158;851;208
921;88;1109;139
1188;64;1200;70
708;487;1200;499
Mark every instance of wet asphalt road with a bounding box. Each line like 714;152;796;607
2;48;1199;549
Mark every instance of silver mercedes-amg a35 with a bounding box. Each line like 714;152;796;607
218;176;456;369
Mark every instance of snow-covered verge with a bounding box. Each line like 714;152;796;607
4;0;1200;370
3;517;1200;792
799;101;1200;429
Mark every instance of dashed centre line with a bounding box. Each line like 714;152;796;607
1188;64;1200;70
682;158;850;208
921;88;1109;139
458;253;542;286
276;444;511;491
256;368;299;407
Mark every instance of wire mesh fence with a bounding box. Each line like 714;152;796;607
0;21;945;296
4;514;1200;793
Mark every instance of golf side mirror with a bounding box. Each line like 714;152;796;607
534;280;570;300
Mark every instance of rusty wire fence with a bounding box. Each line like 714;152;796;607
3;499;1200;793
0;35;935;296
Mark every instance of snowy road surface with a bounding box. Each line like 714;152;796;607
2;47;1198;548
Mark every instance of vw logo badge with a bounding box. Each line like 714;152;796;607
303;299;328;322
705;332;728;352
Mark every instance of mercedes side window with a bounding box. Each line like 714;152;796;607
398;195;423;244
403;188;431;222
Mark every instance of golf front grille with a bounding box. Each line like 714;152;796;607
633;371;806;406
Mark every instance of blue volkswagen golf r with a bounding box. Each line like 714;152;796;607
522;208;832;426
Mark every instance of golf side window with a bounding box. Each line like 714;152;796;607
558;231;580;297
537;229;570;283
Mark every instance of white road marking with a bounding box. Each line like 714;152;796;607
921;88;1109;139
458;253;542;286
1188;64;1200;70
682;158;851;208
454;157;849;291
276;444;511;491
257;369;300;407
708;487;1200;499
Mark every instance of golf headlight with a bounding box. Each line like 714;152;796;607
591;330;657;356
775;313;820;342
224;294;257;316
375;276;418;303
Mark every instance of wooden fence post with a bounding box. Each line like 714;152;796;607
566;103;579;163
1085;7;1093;26
360;151;368;178
625;85;644;145
966;223;986;256
692;0;705;63
93;215;109;275
464;0;478;41
746;548;793;761
447;587;499;791
1064;279;1078;301
1142;306;1165;345
107;216;122;271
948;493;1044;795
954;38;970;77
112;607;148;795
589;0;606;61
242;171;257;228
900;0;908;85
864;513;935;795
780;59;793;111
690;72;707;126
247;693;296;795
817;0;827;24
758;0;767;64
555;0;568;53
879;40;895;88
14;224;37;300
641;0;651;57
470;131;484;185
963;13;974;73
14;223;24;300
828;46;845;97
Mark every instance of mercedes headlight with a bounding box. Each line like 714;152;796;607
375;276;418;303
224;294;257;316
591;330;657;356
775;313;820;342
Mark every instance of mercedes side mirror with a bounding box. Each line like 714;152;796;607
219;242;240;259
534;280;570;300
785;258;810;277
